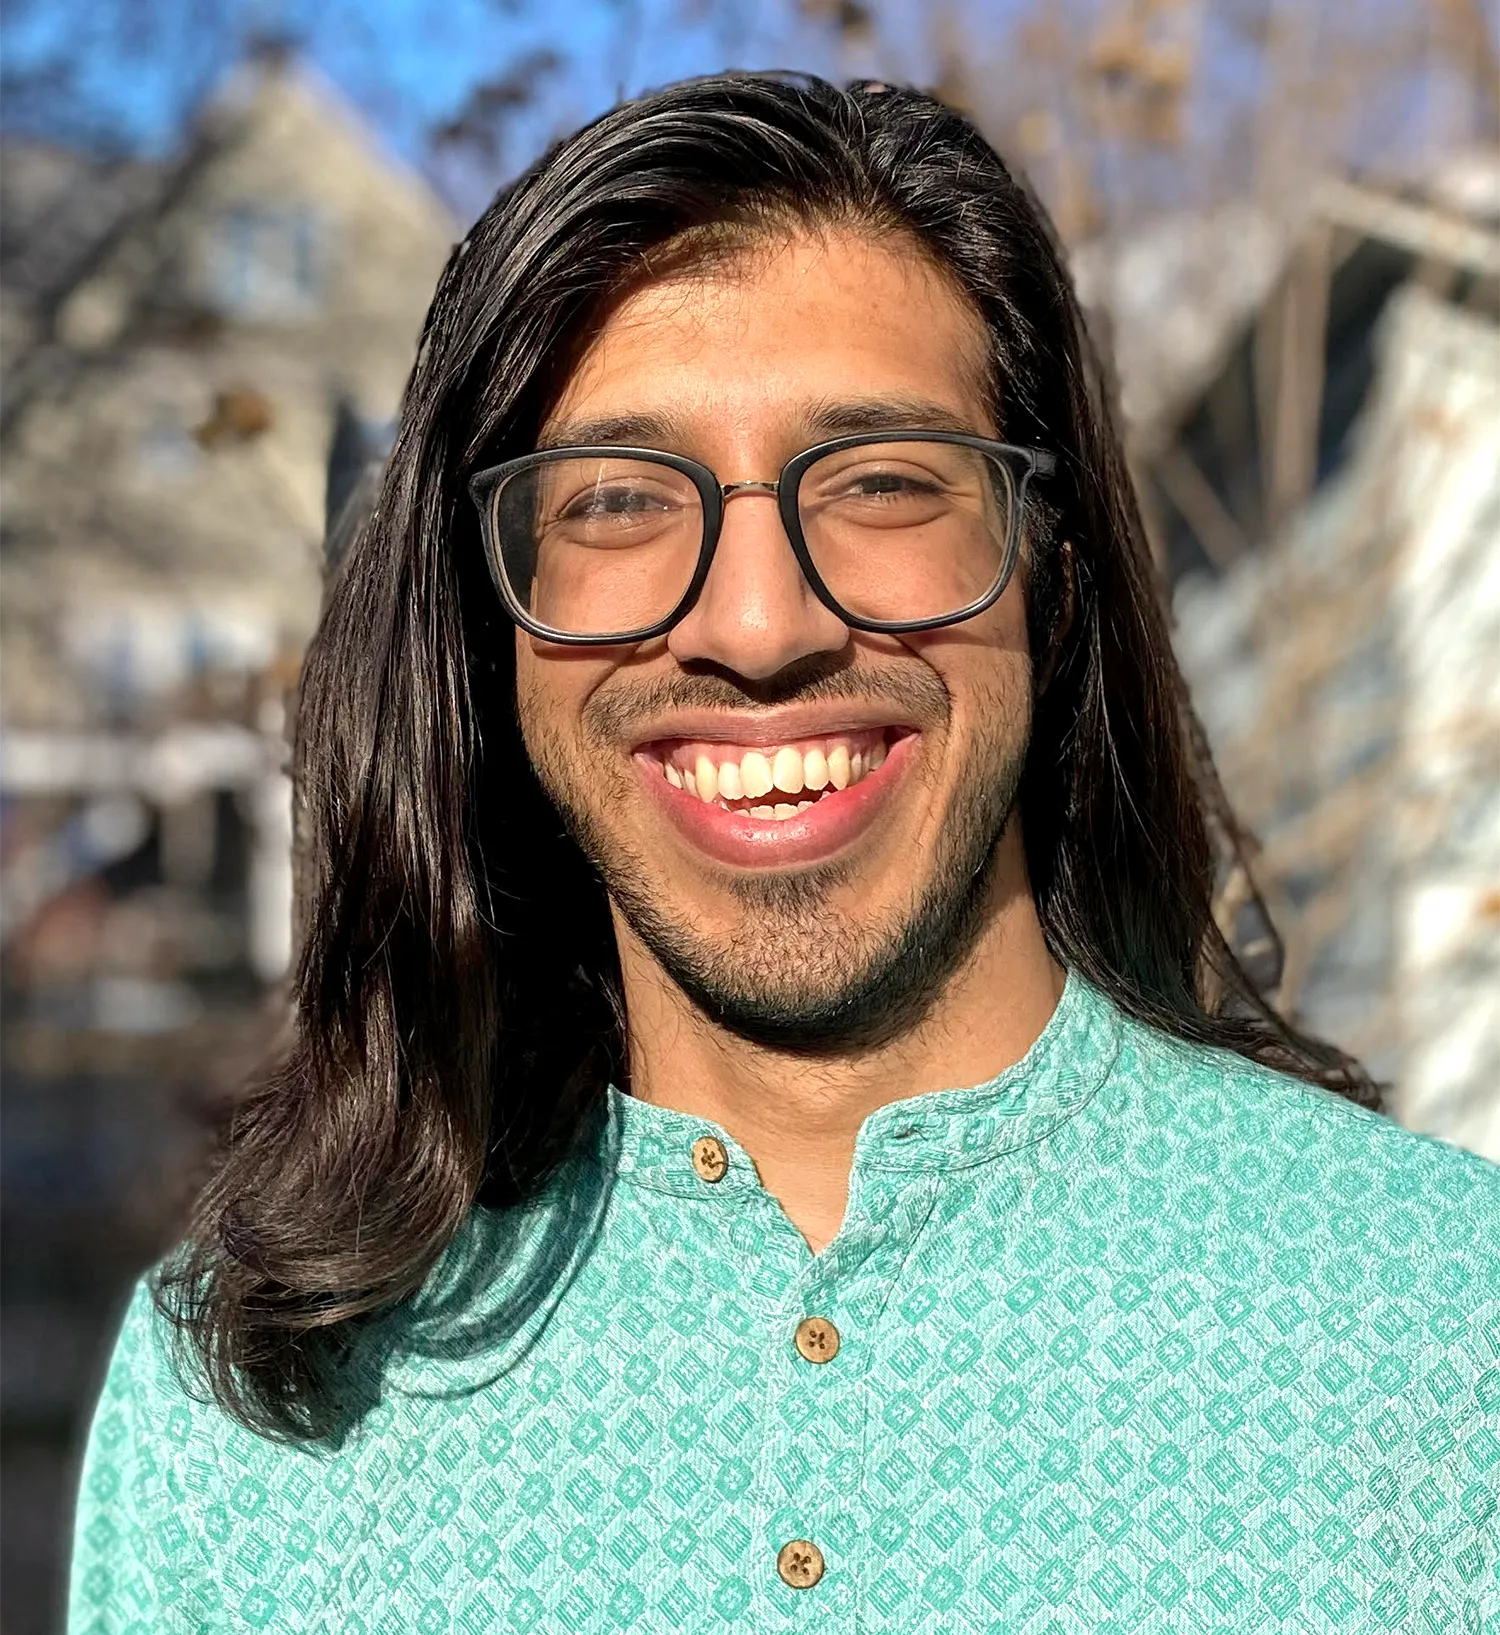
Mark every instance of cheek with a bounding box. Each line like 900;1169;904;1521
513;638;548;756
952;653;1034;770
981;575;1033;659
903;583;1032;733
514;636;635;800
514;637;584;776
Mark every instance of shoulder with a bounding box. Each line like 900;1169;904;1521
79;1274;245;1504
80;1267;344;1503
1121;1008;1494;1175
1096;1008;1500;1257
70;1278;222;1628
88;1276;194;1445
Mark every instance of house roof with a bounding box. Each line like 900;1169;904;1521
1073;149;1500;457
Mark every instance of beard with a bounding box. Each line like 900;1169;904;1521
522;658;1031;1055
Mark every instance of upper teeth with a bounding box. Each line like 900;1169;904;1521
659;735;889;816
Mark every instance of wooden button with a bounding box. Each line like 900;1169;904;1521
690;1135;728;1183
776;1538;824;1588
794;1316;840;1364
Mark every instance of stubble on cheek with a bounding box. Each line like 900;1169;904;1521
514;655;630;870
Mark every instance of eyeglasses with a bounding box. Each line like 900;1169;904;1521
468;431;1056;645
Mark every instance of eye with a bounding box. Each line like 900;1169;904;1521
561;483;675;521
819;464;950;510
844;471;940;499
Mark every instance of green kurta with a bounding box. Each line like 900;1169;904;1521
70;974;1500;1631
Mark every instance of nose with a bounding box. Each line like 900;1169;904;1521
665;487;850;679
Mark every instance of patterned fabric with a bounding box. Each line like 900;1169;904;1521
70;973;1500;1632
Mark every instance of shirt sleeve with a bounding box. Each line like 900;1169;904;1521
67;1278;217;1634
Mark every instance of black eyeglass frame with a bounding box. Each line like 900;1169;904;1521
467;430;1057;646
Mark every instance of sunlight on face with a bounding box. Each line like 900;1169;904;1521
515;228;1036;1049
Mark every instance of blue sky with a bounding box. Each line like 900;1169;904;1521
0;0;916;167
1;0;1475;225
0;0;995;224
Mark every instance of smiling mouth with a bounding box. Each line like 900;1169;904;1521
640;727;902;820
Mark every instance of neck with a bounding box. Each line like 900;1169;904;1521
616;833;1065;1253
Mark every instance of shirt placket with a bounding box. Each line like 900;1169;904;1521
752;1164;942;1628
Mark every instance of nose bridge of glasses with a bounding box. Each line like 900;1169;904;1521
719;478;781;501
698;473;825;631
674;471;846;668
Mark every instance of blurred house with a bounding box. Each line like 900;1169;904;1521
2;43;453;728
3;31;1496;1627
0;48;454;1632
1080;157;1500;1159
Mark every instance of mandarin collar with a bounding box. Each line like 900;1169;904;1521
593;969;1121;1197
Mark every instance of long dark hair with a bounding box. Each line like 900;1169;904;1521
160;71;1375;1443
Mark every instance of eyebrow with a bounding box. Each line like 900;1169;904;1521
537;397;986;454
536;412;683;451
801;396;985;439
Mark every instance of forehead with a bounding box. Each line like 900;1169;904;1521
543;227;997;444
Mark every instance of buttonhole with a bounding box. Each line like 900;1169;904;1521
895;1126;919;1140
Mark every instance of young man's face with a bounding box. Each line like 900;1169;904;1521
516;228;1037;1048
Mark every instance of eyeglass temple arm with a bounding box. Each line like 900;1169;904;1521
1030;450;1057;478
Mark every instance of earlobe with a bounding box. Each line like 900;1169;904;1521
1034;538;1076;695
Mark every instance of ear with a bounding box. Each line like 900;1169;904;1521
1034;538;1076;695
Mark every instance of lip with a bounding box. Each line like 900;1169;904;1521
634;730;917;869
625;702;921;754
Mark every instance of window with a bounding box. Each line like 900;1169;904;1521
208;203;327;320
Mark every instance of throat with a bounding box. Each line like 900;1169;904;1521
754;1145;853;1255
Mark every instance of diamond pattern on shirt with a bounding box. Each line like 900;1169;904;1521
70;974;1500;1632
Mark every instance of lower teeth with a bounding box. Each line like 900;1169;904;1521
726;795;821;820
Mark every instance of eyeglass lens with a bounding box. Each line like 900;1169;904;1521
492;440;1018;637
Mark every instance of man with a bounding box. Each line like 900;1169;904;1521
71;73;1498;1633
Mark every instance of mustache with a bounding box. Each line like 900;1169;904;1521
582;652;952;745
